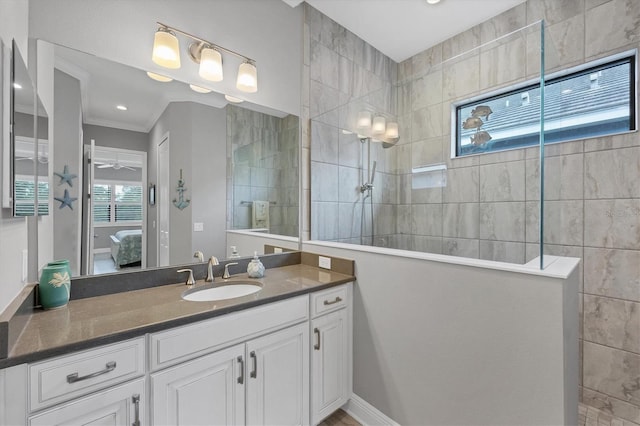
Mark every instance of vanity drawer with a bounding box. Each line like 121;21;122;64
149;295;308;371
29;337;145;412
311;284;349;318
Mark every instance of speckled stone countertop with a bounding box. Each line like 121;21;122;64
0;263;354;368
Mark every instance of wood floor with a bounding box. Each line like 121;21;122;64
319;409;361;426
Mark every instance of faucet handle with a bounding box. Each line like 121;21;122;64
222;262;239;279
193;251;204;262
177;269;196;287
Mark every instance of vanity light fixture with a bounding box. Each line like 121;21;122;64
152;27;181;69
189;84;212;94
224;94;244;103
146;71;173;82
425;0;441;4
152;22;258;93
385;122;399;139
116;105;128;111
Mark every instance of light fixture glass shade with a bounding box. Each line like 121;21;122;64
385;122;399;139
236;61;258;93
199;47;223;82
372;116;386;135
357;111;372;130
224;94;244;103
152;28;181;69
189;84;211;93
146;71;173;82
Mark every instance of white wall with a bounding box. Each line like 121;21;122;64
227;230;299;258
303;241;579;426
0;0;30;312
28;0;303;116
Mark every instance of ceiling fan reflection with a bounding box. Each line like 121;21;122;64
95;161;136;171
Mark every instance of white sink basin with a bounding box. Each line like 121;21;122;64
182;282;262;302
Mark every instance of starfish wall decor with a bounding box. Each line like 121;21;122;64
54;189;77;210
54;165;78;187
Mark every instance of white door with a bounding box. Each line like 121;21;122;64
28;379;144;426
246;322;309;426
311;309;349;425
85;139;96;275
150;344;245;426
158;136;170;266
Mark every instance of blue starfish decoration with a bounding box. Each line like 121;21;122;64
54;189;77;210
54;165;77;187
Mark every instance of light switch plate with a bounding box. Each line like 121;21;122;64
318;256;331;269
193;222;204;232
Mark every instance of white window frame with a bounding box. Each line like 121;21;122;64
93;179;143;227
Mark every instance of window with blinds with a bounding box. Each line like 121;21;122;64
93;181;142;224
14;177;49;216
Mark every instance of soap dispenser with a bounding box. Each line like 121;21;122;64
247;252;265;278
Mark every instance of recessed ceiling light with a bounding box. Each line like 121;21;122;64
146;71;173;82
341;129;353;135
425;0;441;4
190;84;212;94
116;105;128;111
13;82;22;89
224;94;244;103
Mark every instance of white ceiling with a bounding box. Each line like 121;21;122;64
298;0;526;62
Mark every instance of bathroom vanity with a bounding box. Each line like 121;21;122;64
0;254;354;426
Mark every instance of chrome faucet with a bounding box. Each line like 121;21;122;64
177;268;196;288
222;262;238;279
206;256;219;282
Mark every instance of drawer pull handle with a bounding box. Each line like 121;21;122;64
314;328;321;350
324;296;342;306
132;394;141;426
66;361;116;384
237;356;244;384
250;351;257;378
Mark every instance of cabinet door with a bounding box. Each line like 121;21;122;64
28;378;144;426
246;322;309;426
311;309;349;425
151;344;245;426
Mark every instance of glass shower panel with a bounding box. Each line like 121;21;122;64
310;22;551;267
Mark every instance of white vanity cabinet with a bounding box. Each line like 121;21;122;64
310;284;352;426
151;323;309;426
28;378;145;426
2;283;352;426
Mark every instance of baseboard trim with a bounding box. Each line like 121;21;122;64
343;394;399;426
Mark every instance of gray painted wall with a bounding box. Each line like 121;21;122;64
53;69;82;275
82;124;148;153
147;101;227;267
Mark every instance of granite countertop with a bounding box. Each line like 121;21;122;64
1;263;354;368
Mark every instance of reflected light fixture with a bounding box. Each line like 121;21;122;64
116;105;128;111
13;82;22;89
146;71;173;82
385;122;399;140
425;0;441;4
152;27;181;69
152;22;258;93
372;116;386;135
190;84;212;93
225;94;244;103
357;111;372;130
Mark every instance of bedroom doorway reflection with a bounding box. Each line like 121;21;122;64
84;145;147;275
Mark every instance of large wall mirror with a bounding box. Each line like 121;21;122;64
34;40;299;277
4;40;49;216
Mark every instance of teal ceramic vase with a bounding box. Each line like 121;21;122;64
39;262;71;309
